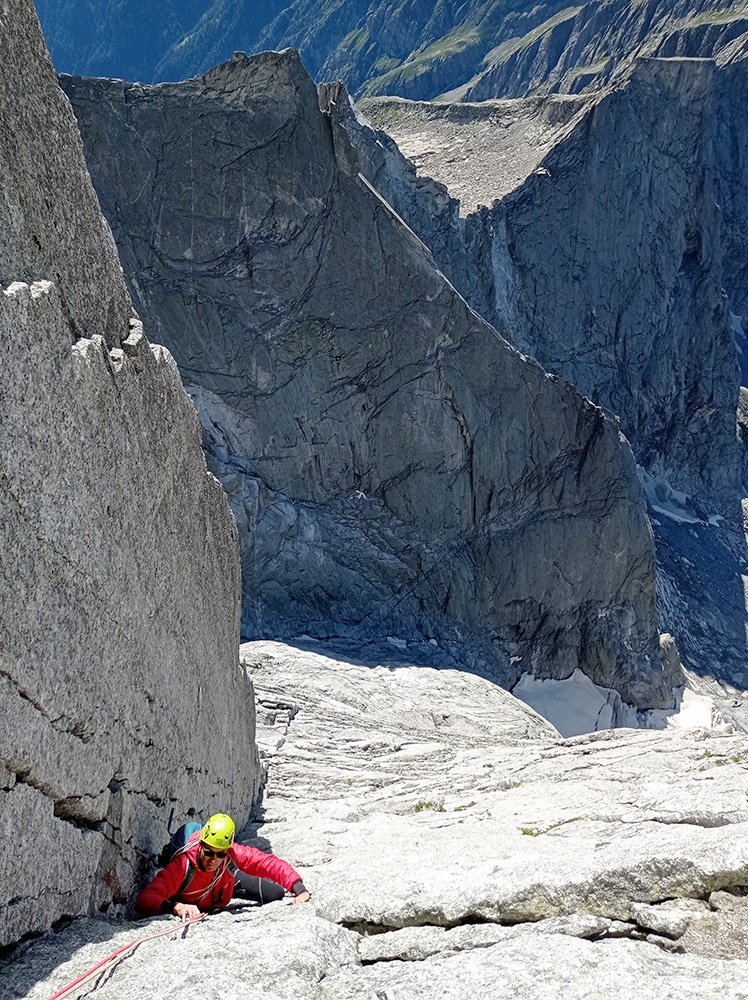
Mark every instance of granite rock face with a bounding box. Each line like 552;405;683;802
63;50;676;709
31;0;748;101
712;44;748;384
353;58;747;684
6;641;748;999
491;57;740;493
358;58;741;494
0;0;259;949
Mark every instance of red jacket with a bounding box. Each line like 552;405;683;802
136;833;302;916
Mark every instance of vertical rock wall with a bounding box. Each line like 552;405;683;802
347;57;746;681
352;59;742;494
713;45;748;383
0;0;259;948
494;57;740;493
62;50;677;712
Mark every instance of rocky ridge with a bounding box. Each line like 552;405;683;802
62;49;679;710
0;0;259;949
6;641;748;998
456;0;748;101
357;58;741;494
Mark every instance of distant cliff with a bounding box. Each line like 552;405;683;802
350;55;747;685
0;0;259;948
62;50;679;712
357;59;741;493
459;0;748;100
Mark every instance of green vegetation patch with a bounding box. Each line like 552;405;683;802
340;26;370;58
681;7;748;27
414;800;446;813
566;56;610;80
364;22;484;93
484;7;583;69
373;56;400;73
521;817;582;836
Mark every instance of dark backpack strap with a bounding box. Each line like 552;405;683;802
164;848;197;909
167;847;229;910
176;859;195;895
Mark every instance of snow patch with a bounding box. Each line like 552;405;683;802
512;670;724;738
637;466;700;524
386;637;408;649
647;687;718;731
512;669;628;738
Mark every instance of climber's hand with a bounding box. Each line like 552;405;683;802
173;902;201;921
292;891;311;905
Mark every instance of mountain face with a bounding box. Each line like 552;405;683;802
1;0;259;948
712;43;748;383
458;0;748;100
34;0;573;89
31;0;214;81
34;0;748;101
358;60;741;494
347;55;748;686
153;0;575;96
60;50;679;712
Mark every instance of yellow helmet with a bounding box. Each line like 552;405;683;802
200;813;235;850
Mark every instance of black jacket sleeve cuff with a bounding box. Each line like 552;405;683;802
291;880;308;896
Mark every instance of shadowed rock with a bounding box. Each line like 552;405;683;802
454;0;748;101
350;58;748;687
357;58;741;494
63;49;676;709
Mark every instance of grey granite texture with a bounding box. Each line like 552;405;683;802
0;0;259;948
60;50;679;711
358;57;742;495
0;0;130;342
352;59;748;686
713;44;748;382
5;640;748;999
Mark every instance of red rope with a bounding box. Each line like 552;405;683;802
46;914;205;1000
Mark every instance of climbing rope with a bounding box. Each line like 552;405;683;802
46;914;205;1000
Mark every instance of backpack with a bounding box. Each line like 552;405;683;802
157;820;203;869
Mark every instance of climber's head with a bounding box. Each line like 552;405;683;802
199;813;235;870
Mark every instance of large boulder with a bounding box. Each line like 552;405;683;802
0;0;259;948
62;50;676;709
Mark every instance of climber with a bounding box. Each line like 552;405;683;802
136;813;311;920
